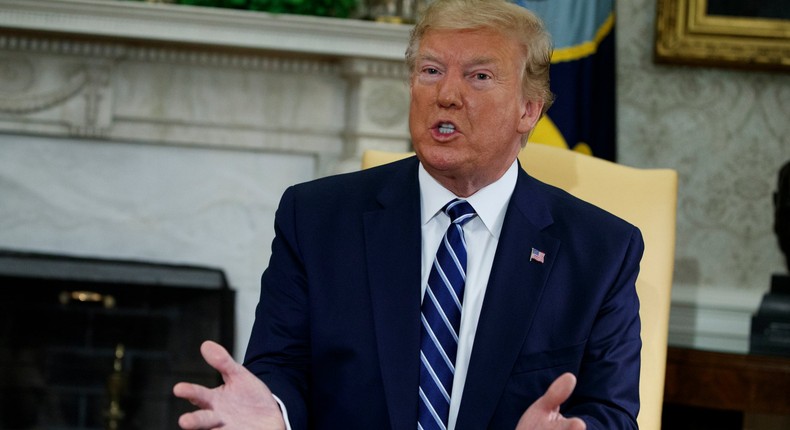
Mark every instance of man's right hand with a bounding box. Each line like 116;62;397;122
173;340;286;430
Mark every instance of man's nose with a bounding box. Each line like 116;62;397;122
436;74;464;108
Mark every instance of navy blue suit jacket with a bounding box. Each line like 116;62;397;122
244;156;642;430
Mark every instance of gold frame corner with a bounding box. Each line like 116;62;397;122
654;0;790;72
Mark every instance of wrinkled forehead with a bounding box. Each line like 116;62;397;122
416;27;525;60
412;28;528;77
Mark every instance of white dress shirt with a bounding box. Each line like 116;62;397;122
418;160;518;430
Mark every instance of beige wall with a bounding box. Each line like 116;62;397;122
617;0;790;297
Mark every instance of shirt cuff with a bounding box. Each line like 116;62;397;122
272;394;293;430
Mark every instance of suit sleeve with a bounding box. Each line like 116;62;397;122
243;186;311;430
566;226;643;430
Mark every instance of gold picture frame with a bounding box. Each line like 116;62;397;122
655;0;790;71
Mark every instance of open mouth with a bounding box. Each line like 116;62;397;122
435;122;456;135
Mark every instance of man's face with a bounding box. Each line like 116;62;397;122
409;28;543;196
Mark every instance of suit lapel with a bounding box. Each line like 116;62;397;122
363;158;423;430
455;169;561;430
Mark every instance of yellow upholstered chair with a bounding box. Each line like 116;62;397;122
361;145;678;430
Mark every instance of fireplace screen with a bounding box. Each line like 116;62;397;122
0;251;235;430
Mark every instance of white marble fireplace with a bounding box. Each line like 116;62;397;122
0;0;413;358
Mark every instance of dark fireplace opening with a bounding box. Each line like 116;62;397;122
0;250;235;430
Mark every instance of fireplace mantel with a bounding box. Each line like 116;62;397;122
0;0;411;61
0;0;414;358
0;0;414;176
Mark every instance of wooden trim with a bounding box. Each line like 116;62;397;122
664;347;790;415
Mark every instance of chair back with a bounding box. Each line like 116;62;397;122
361;146;678;430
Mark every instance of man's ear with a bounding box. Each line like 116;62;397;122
518;99;544;134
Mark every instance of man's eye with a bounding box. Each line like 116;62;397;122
425;68;440;75
475;73;491;80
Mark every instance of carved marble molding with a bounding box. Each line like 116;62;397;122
0;0;412;61
0;55;86;114
0;34;344;75
0;0;415;173
341;57;409;80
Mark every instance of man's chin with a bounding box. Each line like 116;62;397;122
415;144;465;166
418;153;464;174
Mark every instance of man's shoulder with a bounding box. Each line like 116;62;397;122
288;155;418;201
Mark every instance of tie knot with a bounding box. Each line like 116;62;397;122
444;199;477;225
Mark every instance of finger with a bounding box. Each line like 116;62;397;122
173;382;213;409
541;372;577;411
200;340;244;379
567;417;587;430
178;409;223;430
543;374;586;430
515;373;585;430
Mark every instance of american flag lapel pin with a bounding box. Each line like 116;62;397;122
530;247;546;264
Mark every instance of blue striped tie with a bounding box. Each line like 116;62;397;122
418;199;477;430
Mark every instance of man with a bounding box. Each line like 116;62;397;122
174;1;642;429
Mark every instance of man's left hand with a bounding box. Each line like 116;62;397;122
514;373;586;430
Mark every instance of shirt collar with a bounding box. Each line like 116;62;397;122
418;160;518;237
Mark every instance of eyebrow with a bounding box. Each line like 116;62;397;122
417;52;499;70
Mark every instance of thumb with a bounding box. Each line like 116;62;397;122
540;372;577;410
516;373;585;430
200;340;242;379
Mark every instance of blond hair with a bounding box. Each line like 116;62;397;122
406;0;554;114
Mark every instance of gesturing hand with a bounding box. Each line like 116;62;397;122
173;340;286;430
514;373;586;430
